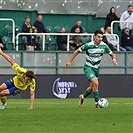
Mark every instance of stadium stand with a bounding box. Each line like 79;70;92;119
47;37;57;51
63;26;70;33
82;26;86;33
15;25;21;35
46;26;54;33
3;25;12;38
54;26;61;33
2;36;13;50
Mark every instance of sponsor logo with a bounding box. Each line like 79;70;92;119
52;78;77;99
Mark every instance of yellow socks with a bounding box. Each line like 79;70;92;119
0;96;7;105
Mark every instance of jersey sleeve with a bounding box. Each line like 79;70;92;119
105;44;112;54
79;43;89;52
12;63;27;74
30;78;36;91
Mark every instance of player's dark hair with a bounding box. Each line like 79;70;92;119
94;30;104;36
25;70;35;79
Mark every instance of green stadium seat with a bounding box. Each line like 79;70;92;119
3;25;13;38
38;36;57;51
63;26;70;33
46;26;54;33
82;26;86;33
82;36;91;43
47;37;57;51
15;25;21;35
54;26;61;33
2;36;13;50
38;37;49;51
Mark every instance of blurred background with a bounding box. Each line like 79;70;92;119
0;0;132;17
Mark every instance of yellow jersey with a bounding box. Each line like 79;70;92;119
12;63;36;91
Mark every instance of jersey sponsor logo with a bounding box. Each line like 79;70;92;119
88;48;105;54
52;78;77;99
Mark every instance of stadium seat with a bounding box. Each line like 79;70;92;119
2;36;13;50
82;26;86;33
38;37;49;51
82;36;91;43
15;25;21;35
54;26;61;33
46;26;54;33
3;25;13;38
63;26;70;33
47;37;57;51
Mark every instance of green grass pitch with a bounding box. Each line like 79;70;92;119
0;98;132;133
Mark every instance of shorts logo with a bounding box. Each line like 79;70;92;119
52;78;77;99
90;74;94;77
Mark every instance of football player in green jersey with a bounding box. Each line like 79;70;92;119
66;30;118;108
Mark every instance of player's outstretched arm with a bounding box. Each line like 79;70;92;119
0;48;15;66
29;90;35;110
109;52;118;66
66;49;80;68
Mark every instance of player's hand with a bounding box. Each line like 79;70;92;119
113;59;118;66
66;61;71;68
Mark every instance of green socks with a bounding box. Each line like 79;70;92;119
83;90;91;98
93;92;99;102
83;90;99;102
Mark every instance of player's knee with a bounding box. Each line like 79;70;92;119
92;80;99;88
87;87;92;92
0;90;8;97
0;92;4;97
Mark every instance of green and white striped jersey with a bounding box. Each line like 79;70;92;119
79;41;112;69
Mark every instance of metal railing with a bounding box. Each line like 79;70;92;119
0;18;15;46
16;33;120;51
111;20;133;34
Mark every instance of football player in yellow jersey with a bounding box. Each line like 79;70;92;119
0;49;36;110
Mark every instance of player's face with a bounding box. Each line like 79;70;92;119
24;75;32;83
94;34;103;45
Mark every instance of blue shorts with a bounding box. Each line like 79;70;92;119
4;79;23;96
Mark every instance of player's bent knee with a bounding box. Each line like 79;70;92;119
91;79;99;87
0;89;10;96
0;92;5;97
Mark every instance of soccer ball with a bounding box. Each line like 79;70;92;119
97;98;109;108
